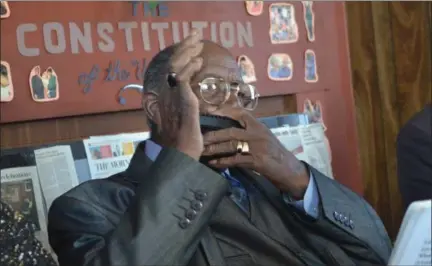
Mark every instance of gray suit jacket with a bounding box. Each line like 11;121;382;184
48;143;392;265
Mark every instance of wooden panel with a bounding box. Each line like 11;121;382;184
346;1;431;239
0;1;349;123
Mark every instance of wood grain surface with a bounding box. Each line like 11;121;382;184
346;1;431;239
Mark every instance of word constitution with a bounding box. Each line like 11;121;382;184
16;2;254;57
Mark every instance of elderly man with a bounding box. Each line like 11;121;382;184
48;32;392;265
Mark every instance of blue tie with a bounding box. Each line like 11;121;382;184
221;171;250;213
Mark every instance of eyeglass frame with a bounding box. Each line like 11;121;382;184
195;77;260;111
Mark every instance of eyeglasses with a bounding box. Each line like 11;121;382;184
197;77;260;111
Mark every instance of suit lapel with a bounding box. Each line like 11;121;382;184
229;168;301;252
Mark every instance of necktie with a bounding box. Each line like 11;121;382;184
221;171;250;213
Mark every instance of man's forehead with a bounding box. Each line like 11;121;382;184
201;57;241;80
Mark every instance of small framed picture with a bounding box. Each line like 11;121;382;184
245;1;264;16
267;53;293;81
29;66;60;102
269;3;299;44
238;55;257;84
304;49;319;83
1;1;10;19
1;61;14;102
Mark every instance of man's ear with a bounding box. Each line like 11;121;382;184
142;92;160;123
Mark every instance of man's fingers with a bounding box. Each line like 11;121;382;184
176;57;203;85
208;154;254;169
203;128;251;145
176;30;201;53
202;141;239;156
170;43;204;72
170;30;203;72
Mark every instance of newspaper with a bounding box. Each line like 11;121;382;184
34;145;80;211
271;123;334;178
388;199;431;265
0;166;49;249
84;132;150;179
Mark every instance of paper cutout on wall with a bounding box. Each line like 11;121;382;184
267;53;293;81
303;98;332;162
269;3;298;44
302;1;315;42
1;61;14;102
304;49;318;83
0;1;10;19
245;1;264;16
238;55;257;83
29;66;60;102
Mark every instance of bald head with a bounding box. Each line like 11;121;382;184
143;40;240;95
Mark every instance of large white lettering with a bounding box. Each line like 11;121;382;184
118;22;138;52
151;22;169;50
97;22;115;52
69;22;93;54
16;23;39;56
15;20;254;56
43;22;66;54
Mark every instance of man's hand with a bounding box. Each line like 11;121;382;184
157;31;204;160
202;111;310;198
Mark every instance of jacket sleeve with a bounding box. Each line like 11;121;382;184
304;166;393;265
397;122;432;209
48;148;229;266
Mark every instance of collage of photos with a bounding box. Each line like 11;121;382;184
89;140;139;160
241;1;318;85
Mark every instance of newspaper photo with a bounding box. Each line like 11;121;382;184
0;166;49;249
34;145;80;211
271;123;334;178
84;132;150;179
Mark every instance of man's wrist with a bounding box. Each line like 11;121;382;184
280;161;310;199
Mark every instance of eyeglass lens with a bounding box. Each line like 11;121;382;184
199;78;259;110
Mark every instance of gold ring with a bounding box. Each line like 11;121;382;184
236;141;244;153
241;142;250;154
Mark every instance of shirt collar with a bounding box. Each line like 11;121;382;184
144;139;163;162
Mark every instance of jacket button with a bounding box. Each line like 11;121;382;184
333;211;339;221
185;209;197;220
195;191;208;201
349;220;355;229
179;218;191;229
191;200;203;211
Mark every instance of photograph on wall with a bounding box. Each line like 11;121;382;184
267;53;293;81
269;3;298;44
0;1;10;19
29;66;60;102
238;55;257;83
1;61;14;102
303;98;332;163
304;98;326;130
304;49;319;83
245;1;264;16
302;1;315;42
